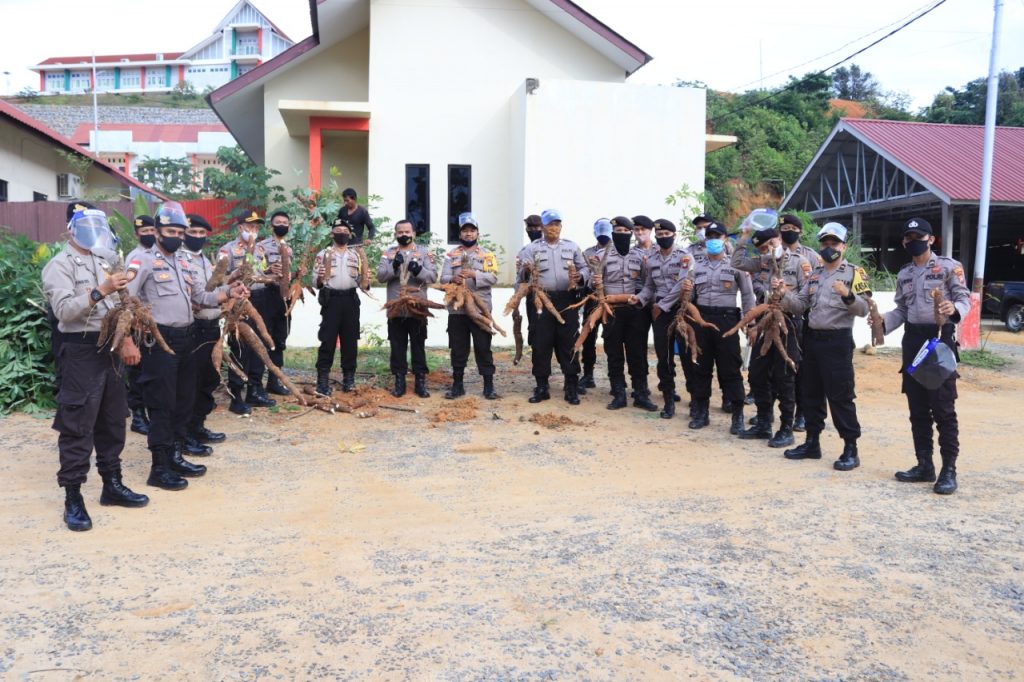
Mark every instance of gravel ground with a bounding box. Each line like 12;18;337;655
1;350;1022;680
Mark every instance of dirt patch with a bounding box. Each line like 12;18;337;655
428;396;480;425
527;412;592;430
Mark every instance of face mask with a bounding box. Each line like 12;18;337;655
656;236;675;250
596;234;611;246
772;244;784;260
612;232;632;256
781;231;800;245
542;225;562;241
159;236;182;253
459;238;477;248
905;239;930;257
333;233;351;246
138;234;157;249
705;238;724;255
272;224;289;237
819;246;841;263
184;235;207;252
396;235;413;246
241;230;255;242
527;229;543;242
696;228;706;243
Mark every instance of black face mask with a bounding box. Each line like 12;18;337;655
272;224;290;237
819;246;841;263
905;239;930;257
159;236;182;253
138;234;156;249
656;236;675;250
596;234;611;246
333;233;350;246
612;232;632;256
780;231;800;245
396;235;413;246
184;235;206;252
460;238;477;248
526;229;543;242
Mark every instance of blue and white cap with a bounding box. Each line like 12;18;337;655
458;211;479;228
593;218;613;239
541;209;562;226
817;222;848;243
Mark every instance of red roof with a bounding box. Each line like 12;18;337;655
844;118;1024;204
71;123;229;145
0;100;166;200
36;53;185;67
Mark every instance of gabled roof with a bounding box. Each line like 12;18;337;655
71;123;230;146
524;0;651;76
212;0;293;42
35;53;185;67
0;101;167;200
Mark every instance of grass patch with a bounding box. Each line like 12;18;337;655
959;349;1009;369
7;93;211;109
283;346;450;378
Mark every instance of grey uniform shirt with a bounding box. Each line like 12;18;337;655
790;243;822;268
181;249;220;321
781;260;869;330
42;243;118;333
639;247;693;309
217;237;267;290
730;245;810;300
125;243;152;268
316;247;359;291
667;254;754;315
440;245;499;313
517;239;590;291
127;249;224;327
257;236;291;290
377;244;437;303
598;247;647;296
883;255;971;331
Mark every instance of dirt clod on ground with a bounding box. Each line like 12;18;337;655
429;396;480;425
528;412;591;430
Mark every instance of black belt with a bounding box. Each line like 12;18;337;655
60;331;101;344
249;288;270;298
697;305;740;316
324;287;358;297
157;323;194;338
906;322;955;335
806;327;852;337
194;318;221;329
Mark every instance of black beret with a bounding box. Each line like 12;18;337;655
903;217;933;236
611;216;634;229
631;215;655;230
66;200;95;222
704;221;728;236
332;217;351;229
186;214;212;230
779;213;803;230
653;218;677;233
751;229;780;247
133;214;155;229
234;209;264;224
524;214;543;227
691;213;716;226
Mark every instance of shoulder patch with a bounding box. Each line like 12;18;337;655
953;266;965;283
800;260;811;273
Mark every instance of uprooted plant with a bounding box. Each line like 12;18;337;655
433;282;506;336
96;259;174;356
667;271;720;364
563;248;634;353
383;261;445;320
721;257;797;372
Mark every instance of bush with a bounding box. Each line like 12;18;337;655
0;231;57;412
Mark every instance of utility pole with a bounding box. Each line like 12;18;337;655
92;52;100;154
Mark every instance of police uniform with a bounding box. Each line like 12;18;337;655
49;201;96;393
255;234;292;394
516;217;546;349
217;228;270;407
377;242;436;397
314;243;362;393
781;223;869;470
641;235;693;418
778;214;820;431
129;233;228;490
580;242;606;387
124;219;155;435
882;218;971;494
440;242;499;397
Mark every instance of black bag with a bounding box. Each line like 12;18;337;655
907;337;958;390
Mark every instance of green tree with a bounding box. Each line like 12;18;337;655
203;146;287;218
922;69;1024;126
832;64;879;100
135;156;200;200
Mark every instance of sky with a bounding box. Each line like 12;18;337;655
0;0;1022;111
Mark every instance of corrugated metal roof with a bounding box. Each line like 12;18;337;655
71;123;229;145
844;118;1024;203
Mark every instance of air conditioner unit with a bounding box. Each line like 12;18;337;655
57;173;82;199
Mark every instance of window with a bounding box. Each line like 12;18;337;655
120;69;141;88
405;164;430;235
96;70;114;91
0;179;8;202
33;192;48;202
45;72;64;92
68;71;90;92
146;69;165;87
447;165;471;244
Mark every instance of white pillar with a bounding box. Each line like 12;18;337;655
941;202;954;257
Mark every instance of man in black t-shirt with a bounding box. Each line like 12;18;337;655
338;188;375;290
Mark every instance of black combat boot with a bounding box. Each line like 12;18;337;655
607;382;627;410
528;378;550;403
784;432;822;460
581;370;596;389
100;471;149;508
688;401;710;429
147;448;188;491
673;392;681;402
445;370;466;400
391;373;407;398
721;398;734;413
414;373;430;398
266;375;290;396
744;392;755;405
768;421;795;448
564;375;581;405
191;424;225;443
833;440;860;471
895;452;936;482
793;409;806;432
341;370;356;393
246;382;277;408
739;411;773;439
182;435;213;457
730;405;745;435
169;442;207;478
316;371;331;396
934;458;957;495
482;375;498;400
632;382;658;412
660;391;675;419
130;408;150;435
228;387;251;416
63;484;92;531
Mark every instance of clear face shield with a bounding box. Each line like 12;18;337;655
69;210;118;262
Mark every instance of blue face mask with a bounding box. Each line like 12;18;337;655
705;238;725;255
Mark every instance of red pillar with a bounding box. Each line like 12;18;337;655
309;120;322;190
178;65;185;85
257;28;263;55
39;72;45;92
89;70;95;90
140;66;146;90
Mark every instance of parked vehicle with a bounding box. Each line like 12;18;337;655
984;281;1024;332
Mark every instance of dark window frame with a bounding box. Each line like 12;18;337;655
33;191;48;202
405;163;430;236
0;179;7;202
446;164;472;244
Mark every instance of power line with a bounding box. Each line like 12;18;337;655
709;0;949;125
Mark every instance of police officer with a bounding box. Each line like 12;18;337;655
731;222;809;447
182;214;225;454
639;219;692;418
314;217;363;395
519;209;590;405
129;202;246;490
596;216;656;411
125;213;156;435
881;218;971;494
218;210;273;414
631;215;657;257
48;200;96;391
441;212;500;400
580;219;613;389
42;209;149;531
666;221;754;432
781;222;869;471
377;219;437;398
778;213;820;432
257;210;294;395
687;213;716;258
516;215;546;351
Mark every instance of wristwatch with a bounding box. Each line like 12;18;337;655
89;288;104;303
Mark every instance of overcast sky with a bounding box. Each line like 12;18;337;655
1;0;1021;111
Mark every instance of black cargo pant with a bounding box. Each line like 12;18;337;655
227;288;270;393
388;316;428;375
692;306;745;406
530;291;580;380
139;325;197;452
316;288;360;373
448;314;495;375
258;288;289;371
126;363;145;412
52;335;128;487
652;305;680;394
902;323;959;461
800;327;860;441
601;304;648;389
748;314;801;425
189;318;222;433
